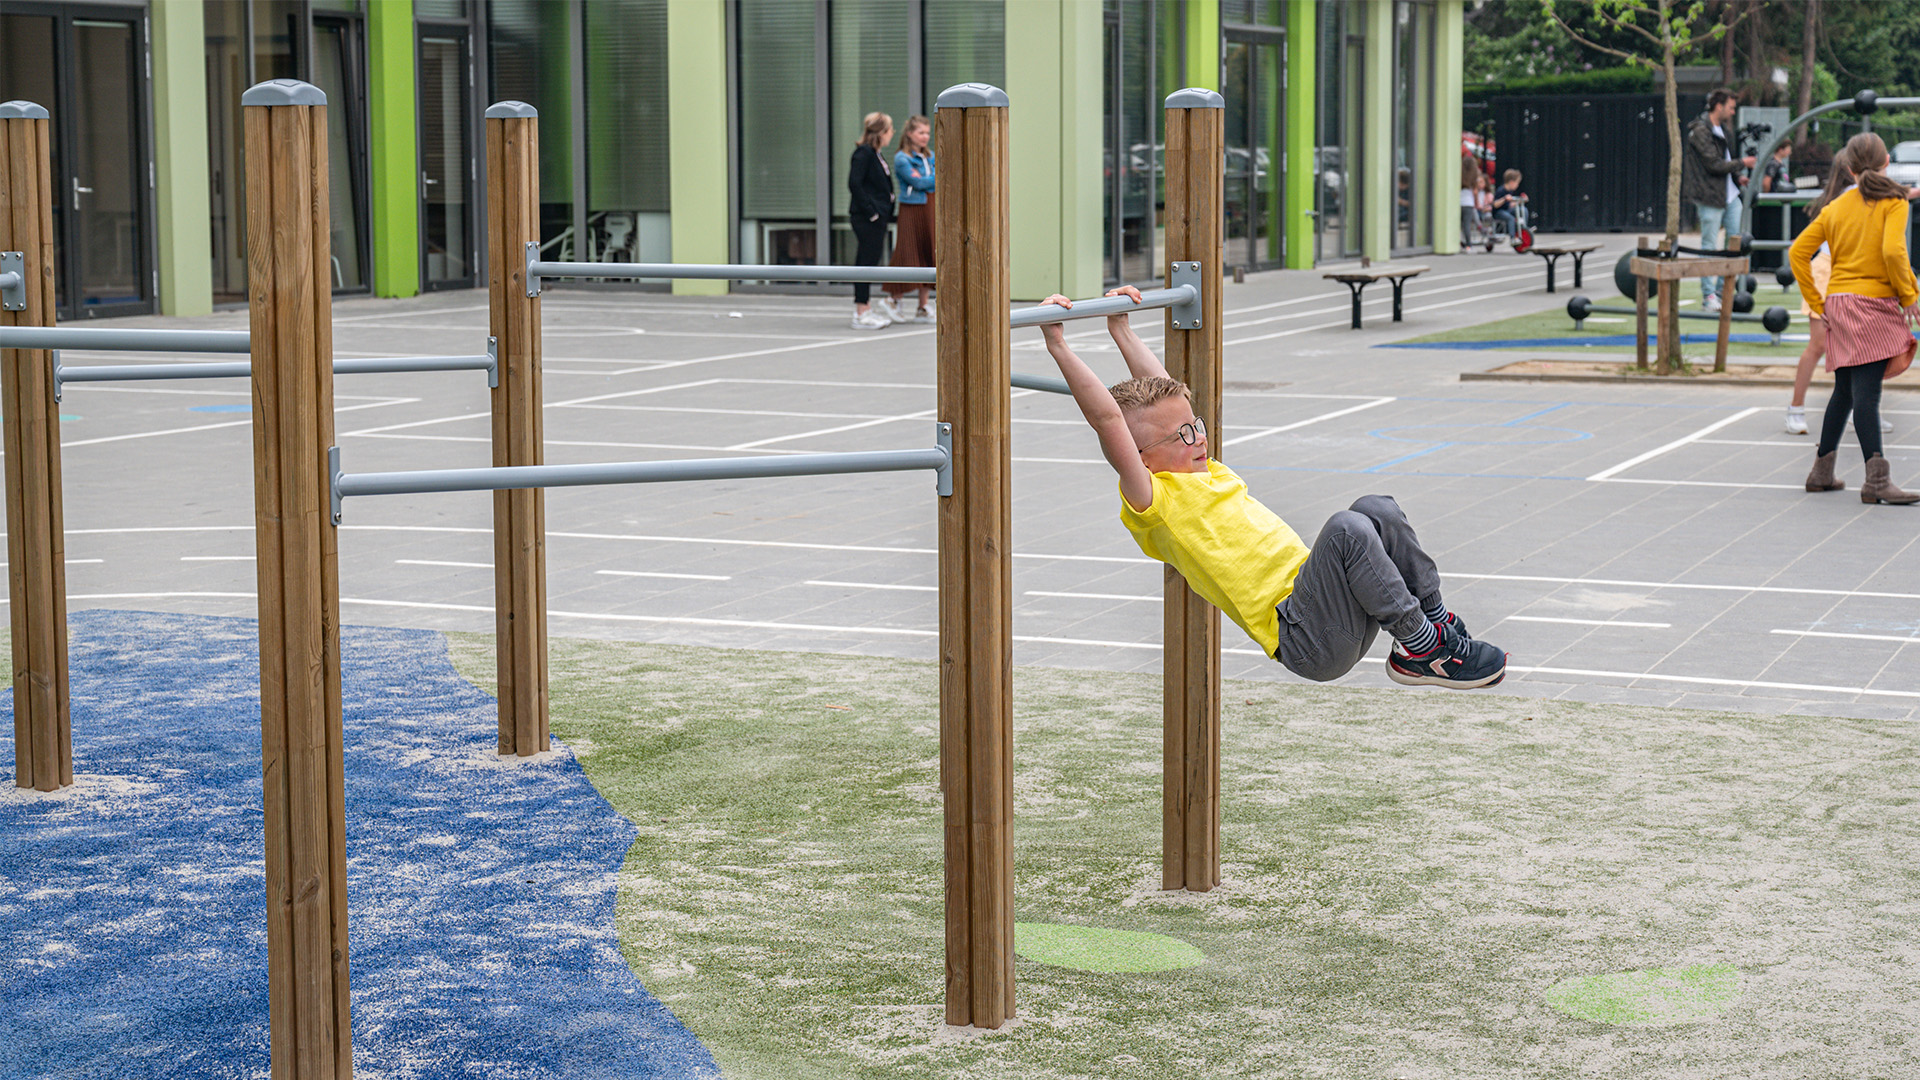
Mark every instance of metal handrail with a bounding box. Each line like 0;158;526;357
329;423;955;522
1008;285;1197;328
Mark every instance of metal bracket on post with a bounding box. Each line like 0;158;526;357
0;251;24;311
50;350;61;402
524;241;542;298
1169;262;1203;329
486;336;499;388
328;446;344;525
934;422;953;497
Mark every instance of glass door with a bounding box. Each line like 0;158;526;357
0;6;153;318
311;15;370;292
418;28;475;290
1223;28;1283;272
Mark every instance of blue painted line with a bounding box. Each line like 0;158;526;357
1503;403;1570;426
1395;396;1740;410
0;610;721;1080
189;404;252;414
1364;442;1454;473
1231;462;1586;481
1378;333;1784;349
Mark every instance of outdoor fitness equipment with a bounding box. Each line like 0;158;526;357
1612;250;1755;305
0;81;1229;1066
1741;89;1920;253
1565;294;1790;343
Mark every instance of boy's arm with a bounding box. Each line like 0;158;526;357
1101;285;1172;381
1038;296;1155;510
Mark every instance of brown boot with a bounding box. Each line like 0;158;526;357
1860;454;1920;504
1806;451;1845;492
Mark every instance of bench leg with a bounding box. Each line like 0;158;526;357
1347;281;1366;329
1572;252;1586;289
1391;278;1405;322
1544;253;1560;293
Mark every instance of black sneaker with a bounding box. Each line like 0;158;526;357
1442;613;1471;641
1387;627;1507;689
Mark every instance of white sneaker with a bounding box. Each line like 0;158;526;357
873;298;903;323
1785;410;1808;435
850;309;889;331
911;306;934;324
1703;294;1722;314
921;297;936;320
1882;418;1895;433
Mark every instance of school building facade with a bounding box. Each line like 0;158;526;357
0;0;1463;317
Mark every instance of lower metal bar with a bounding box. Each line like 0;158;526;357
1011;372;1071;395
1008;285;1197;329
331;423;954;521
524;246;936;297
58;361;253;383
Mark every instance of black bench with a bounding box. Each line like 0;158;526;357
1322;265;1429;329
1530;243;1602;293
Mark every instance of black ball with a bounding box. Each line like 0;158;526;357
1568;295;1593;321
1762;306;1791;334
1775;264;1796;288
1737;273;1757;295
1614;251;1642;299
1855;88;1880;116
1732;290;1755;314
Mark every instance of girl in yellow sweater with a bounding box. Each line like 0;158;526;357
1789;132;1920;504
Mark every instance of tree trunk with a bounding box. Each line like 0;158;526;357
1719;1;1736;86
1746;0;1765;92
1664;39;1682;247
1796;0;1818;131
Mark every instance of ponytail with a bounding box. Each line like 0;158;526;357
1837;131;1910;205
1857;169;1910;205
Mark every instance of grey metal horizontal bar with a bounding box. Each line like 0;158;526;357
1750;240;1790;250
529;260;938;285
332;354;493;377
331;422;955;521
1007;285;1197;328
58;361;252;383
2;325;253;353
1754;192;1819;202
1011;372;1071;395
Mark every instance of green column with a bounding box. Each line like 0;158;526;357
1186;0;1221;91
667;0;727;297
1005;0;1102;300
1284;0;1316;268
368;0;418;298
1430;0;1464;255
151;0;212;316
1361;0;1392;261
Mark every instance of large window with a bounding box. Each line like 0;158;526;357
584;0;670;266
1393;0;1436;253
1103;0;1180;285
1222;1;1283;272
1316;0;1364;261
488;0;576;258
735;0;1005;273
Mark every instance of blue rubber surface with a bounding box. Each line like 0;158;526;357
0;610;719;1080
1378;332;1784;349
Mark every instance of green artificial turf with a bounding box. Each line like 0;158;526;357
439;633;1920;1079
1396;300;1813;361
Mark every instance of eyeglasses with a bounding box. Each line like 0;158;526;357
1139;416;1205;452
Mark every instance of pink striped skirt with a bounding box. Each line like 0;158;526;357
1824;293;1917;373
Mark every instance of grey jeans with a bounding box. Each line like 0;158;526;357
1273;495;1442;682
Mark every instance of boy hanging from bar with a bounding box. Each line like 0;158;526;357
1037;288;1508;689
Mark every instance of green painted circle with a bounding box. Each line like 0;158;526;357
1013;922;1204;974
1545;963;1741;1027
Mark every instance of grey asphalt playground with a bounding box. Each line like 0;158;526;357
32;235;1920;723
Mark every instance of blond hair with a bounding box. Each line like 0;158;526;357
858;111;893;152
896;114;931;156
1109;376;1191;415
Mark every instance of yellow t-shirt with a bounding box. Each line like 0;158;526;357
1119;459;1310;656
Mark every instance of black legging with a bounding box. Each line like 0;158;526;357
1817;358;1889;460
851;217;887;306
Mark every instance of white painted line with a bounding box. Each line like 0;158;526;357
397;559;491;569
1025;590;1157;602
1699;439;1920;451
1771;628;1920;645
1591;478;1806;490
1504;663;1920;701
598;570;732;581
1586;407;1764;481
0;559;106;567
1222;397;1397;447
1441;570;1920;602
181;555;254;562
724;407;937;451
66;397;415;448
805;580;935;591
1501;615;1671;628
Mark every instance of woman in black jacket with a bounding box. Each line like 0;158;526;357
848;112;896;330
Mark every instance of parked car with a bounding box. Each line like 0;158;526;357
1888;141;1920;188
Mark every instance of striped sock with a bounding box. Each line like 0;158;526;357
1397;618;1440;656
1422;600;1453;629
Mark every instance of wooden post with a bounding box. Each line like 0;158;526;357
243;78;352;1079
1160;89;1225;893
484;101;548;758
1656;239;1676;376
1634;235;1650;371
933;82;1013;1031
0;100;70;792
1713;235;1740;374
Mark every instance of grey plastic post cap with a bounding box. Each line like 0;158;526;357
485;101;538;119
1165;87;1225;109
934;83;1009;110
242;79;326;107
0;101;50;120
